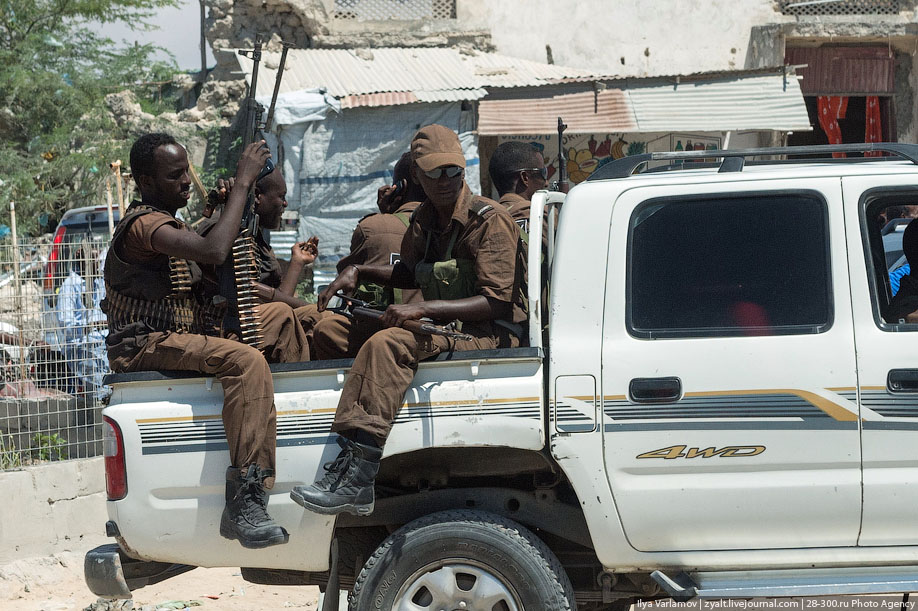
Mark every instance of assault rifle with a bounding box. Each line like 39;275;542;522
211;36;294;346
552;116;568;193
332;293;474;341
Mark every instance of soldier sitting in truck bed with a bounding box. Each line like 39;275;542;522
309;151;427;360
197;168;316;362
101;133;290;549
290;124;527;516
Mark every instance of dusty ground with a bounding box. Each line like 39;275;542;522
0;539;323;611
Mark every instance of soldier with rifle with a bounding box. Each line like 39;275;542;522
101;133;290;550
290;124;527;517
198;168;316;362
199;36;317;361
309;151;427;360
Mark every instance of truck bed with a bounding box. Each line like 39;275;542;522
103;347;545;570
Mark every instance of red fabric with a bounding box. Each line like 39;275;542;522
864;95;883;157
817;96;849;158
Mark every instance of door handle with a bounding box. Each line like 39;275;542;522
887;369;918;393
629;377;682;403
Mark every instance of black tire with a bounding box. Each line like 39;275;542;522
349;509;575;611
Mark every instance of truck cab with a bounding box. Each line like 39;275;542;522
87;144;918;610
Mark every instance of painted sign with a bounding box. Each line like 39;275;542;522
498;132;723;184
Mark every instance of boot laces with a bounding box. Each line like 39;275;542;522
238;465;270;523
318;440;357;491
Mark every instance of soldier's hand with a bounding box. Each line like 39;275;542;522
317;265;358;311
377;184;397;212
380;303;426;328
291;236;319;266
235;141;271;188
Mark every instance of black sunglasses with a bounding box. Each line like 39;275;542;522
514;167;549;180
423;166;464;179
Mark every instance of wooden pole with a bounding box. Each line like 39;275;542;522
8;201;26;383
105;173;115;238
110;160;125;216
199;0;207;82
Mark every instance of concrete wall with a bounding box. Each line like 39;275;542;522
467;0;789;76
0;458;107;563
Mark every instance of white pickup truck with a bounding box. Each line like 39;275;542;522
85;144;918;611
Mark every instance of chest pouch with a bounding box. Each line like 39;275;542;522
414;224;477;302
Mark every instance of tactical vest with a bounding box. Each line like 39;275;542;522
102;205;220;338
255;228;283;288
413;202;487;302
353;210;413;307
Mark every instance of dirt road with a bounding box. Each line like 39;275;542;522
0;539;322;611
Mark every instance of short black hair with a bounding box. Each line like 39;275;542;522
393;152;413;185
489;141;542;195
130;133;178;181
904;218;918;267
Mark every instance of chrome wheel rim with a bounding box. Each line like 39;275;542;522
393;559;522;611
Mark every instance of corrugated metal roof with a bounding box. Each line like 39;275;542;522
628;73;811;132
479;90;636;135
234;47;598;107
479;72;812;135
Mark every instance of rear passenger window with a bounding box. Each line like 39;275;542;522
627;193;831;338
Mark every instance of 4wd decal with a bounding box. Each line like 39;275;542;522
636;444;766;459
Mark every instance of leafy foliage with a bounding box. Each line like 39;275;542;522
31;432;68;461
0;0;181;235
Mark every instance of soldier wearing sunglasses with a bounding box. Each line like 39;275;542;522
291;124;527;517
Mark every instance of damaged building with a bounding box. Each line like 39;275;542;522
190;0;918;254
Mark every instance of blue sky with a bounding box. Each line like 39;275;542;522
98;0;215;71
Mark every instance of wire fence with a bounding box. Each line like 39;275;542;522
0;234;111;469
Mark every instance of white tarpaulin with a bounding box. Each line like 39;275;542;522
255;88;340;127
272;102;480;258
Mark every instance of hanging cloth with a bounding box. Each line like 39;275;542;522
817;96;849;158
864;95;884;157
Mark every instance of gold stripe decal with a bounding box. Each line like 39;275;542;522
137;397;542;424
682;389;857;421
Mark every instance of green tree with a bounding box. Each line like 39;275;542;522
0;0;180;235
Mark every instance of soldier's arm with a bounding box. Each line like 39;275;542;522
380;296;509;327
150;142;270;264
276;236;318;297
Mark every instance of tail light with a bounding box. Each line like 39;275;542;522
103;416;127;500
43;225;67;291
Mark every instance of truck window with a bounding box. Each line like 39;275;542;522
627;193;831;339
862;195;918;327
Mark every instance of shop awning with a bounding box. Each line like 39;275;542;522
478;71;812;135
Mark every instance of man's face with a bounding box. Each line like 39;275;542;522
143;144;191;212
520;151;548;200
256;170;287;230
415;164;465;208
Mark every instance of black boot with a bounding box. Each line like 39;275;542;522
219;464;290;549
290;436;382;516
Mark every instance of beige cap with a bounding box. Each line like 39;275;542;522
411;124;466;172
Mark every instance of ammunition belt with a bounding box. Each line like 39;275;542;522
104;258;223;337
232;231;264;348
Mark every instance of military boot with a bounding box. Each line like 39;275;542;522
220;464;290;549
290;436;382;516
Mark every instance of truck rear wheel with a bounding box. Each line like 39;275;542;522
349;509;574;611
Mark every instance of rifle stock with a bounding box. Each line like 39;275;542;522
349;306;474;341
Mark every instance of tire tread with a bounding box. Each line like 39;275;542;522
349;508;574;610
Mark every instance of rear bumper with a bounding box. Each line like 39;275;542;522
84;544;132;599
84;543;195;599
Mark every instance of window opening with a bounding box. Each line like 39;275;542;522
332;0;457;21
779;0;904;16
862;194;918;327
